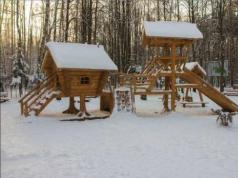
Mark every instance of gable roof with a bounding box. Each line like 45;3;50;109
144;21;203;39
43;42;118;71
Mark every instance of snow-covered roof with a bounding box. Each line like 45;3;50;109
44;42;118;71
144;21;203;39
185;62;207;76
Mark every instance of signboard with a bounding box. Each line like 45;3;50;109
206;60;229;77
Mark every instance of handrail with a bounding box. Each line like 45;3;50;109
22;75;56;105
18;72;56;103
27;86;53;110
142;59;156;74
19;73;57;115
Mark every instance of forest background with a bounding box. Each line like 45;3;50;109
0;0;238;93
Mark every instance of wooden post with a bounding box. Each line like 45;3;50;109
24;103;29;117
163;76;169;111
185;88;189;98
63;96;79;114
199;91;204;102
20;102;23;115
77;94;90;118
79;95;86;113
171;44;176;111
162;45;170;111
198;91;205;107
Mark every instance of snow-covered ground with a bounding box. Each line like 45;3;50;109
1;93;238;178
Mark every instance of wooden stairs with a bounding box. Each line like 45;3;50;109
119;73;172;95
19;73;61;116
119;65;238;112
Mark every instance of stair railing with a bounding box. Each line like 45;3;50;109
19;73;57;116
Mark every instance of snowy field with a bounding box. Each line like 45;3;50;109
1;93;238;178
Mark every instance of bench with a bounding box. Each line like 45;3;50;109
223;91;238;96
180;101;208;108
0;92;9;103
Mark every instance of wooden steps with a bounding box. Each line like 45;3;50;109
30;90;61;115
18;73;62;116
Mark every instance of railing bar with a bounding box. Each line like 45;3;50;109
18;72;56;102
22;75;56;105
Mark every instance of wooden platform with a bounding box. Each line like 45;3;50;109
60;110;111;121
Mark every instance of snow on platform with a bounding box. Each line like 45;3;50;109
1;94;238;178
45;42;118;71
185;61;207;75
144;21;203;39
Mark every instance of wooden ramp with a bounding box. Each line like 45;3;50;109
181;69;238;112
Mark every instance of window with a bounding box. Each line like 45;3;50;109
80;76;90;85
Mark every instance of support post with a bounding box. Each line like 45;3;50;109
63;96;79;114
163;77;169;111
20;102;23;115
198;91;203;102
163;45;170;111
77;94;91;118
185;88;189;98
79;95;86;113
171;44;176;111
198;91;205;107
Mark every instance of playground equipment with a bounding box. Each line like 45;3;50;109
119;21;238;112
19;22;238;119
19;42;118;118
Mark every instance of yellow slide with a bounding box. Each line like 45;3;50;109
180;69;238;112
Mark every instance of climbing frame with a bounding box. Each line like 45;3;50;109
118;21;238;112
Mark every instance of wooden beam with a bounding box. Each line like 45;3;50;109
171;44;176;111
134;90;172;95
79;95;86;113
175;84;199;88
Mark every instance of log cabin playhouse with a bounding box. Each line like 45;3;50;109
19;42;118;119
119;21;238;112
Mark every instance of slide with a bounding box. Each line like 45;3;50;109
180;69;238;112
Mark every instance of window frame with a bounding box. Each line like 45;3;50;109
80;76;90;85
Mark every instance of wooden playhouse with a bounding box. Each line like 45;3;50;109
19;42;118;118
